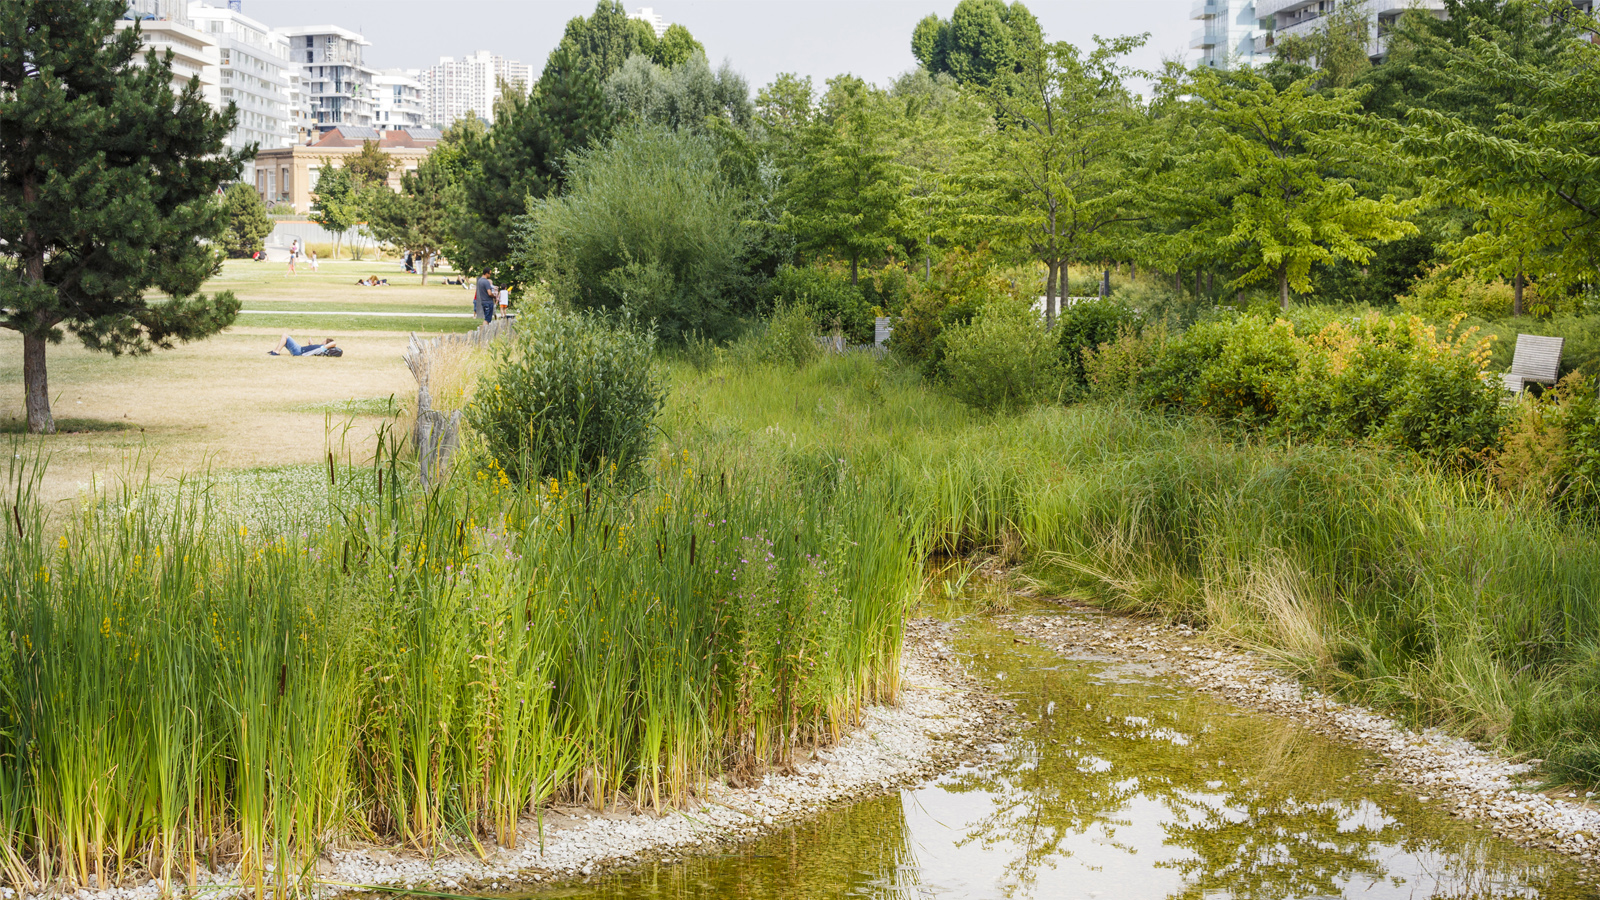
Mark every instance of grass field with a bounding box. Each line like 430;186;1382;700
0;259;486;506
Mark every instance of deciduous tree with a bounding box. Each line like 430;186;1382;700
0;0;247;433
366;155;452;284
309;164;358;258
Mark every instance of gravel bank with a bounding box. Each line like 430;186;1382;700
1004;601;1600;865
31;621;996;900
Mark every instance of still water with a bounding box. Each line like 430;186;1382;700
521;610;1598;899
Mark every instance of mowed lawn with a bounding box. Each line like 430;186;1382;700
1;259;488;507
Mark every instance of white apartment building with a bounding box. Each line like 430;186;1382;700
629;7;670;39
277;25;377;131
119;0;220;106
187;3;293;185
420;51;533;127
374;69;428;131
1254;0;1448;60
1192;0;1268;69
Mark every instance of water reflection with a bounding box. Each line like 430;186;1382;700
519;615;1598;899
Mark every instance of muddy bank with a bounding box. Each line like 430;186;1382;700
1004;600;1600;865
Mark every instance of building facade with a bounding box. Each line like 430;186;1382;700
374;69;428;130
1254;0;1448;60
252;126;439;213
187;2;294;185
421;50;533;127
277;25;377;131
119;0;220;106
1192;0;1268;69
629;7;669;39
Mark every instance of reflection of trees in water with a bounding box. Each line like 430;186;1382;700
573;793;927;899
941;644;1555;900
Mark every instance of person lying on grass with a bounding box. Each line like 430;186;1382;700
356;275;389;286
269;335;338;356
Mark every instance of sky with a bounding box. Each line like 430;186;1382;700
243;0;1194;97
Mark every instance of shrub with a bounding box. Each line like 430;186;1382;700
755;303;820;369
1143;315;1303;428
890;247;1018;378
466;308;664;482
1395;267;1563;320
515;124;756;343
765;265;872;344
1082;321;1167;399
941;294;1063;413
1495;374;1600;515
1056;298;1142;393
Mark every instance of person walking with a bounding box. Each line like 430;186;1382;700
474;269;497;324
308;249;318;272
286;238;298;276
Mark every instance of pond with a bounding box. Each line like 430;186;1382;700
514;608;1599;899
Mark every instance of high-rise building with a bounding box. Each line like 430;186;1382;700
1254;0;1448;61
374;69;428;131
629;7;669;39
119;0;220;106
187;2;294;185
1192;0;1268;69
277;24;377;131
420;51;533;127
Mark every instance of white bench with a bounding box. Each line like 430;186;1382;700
1502;333;1564;393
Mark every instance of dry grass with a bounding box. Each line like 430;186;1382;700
0;259;473;505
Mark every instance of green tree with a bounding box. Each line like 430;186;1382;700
221;183;273;258
0;0;247;433
344;139;395;188
1163;67;1419;307
911;0;1043;87
309;164;359;258
604;52;752;133
1398;1;1599;297
780;76;907;284
964;37;1151;325
365;155;452;284
515;125;756;342
451;48;613;280
652;23;704;68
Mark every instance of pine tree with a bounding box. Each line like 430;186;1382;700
0;0;249;434
222;183;274;258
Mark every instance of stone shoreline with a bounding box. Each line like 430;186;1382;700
1004;599;1600;866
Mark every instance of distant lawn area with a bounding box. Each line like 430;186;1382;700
0;259;504;506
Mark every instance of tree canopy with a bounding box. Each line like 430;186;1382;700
0;0;247;433
912;0;1044;87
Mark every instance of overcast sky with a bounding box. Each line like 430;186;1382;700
242;0;1194;96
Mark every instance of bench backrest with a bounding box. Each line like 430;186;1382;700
1510;333;1564;383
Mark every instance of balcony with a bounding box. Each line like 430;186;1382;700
1191;0;1224;20
1191;25;1229;49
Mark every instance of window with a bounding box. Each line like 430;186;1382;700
304;36;313;48
305;50;313;64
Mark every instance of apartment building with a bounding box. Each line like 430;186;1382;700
277;25;377;131
375;69;429;131
1254;0;1448;60
187;2;294;185
629;7;670;39
119;0;220;106
1192;0;1269;68
421;51;533;127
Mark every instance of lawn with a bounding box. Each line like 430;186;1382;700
0;259;489;506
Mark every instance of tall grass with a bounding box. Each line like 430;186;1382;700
665;353;1600;783
0;420;914;891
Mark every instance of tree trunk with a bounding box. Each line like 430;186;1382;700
1194;270;1201;299
1279;265;1290;309
1175;269;1182;292
1514;263;1525;317
850;256;859;286
1130;262;1137;280
24;332;53;435
1206;271;1213;293
1045;261;1059;328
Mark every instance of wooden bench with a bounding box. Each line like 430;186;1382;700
1502;333;1564;393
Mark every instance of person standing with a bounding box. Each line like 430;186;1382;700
308;250;318;272
474;269;497;323
286;238;298;276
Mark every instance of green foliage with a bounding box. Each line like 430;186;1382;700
604;52;753;133
516;124;755;343
466;307;664;482
765;264;873;344
1157;67;1420;307
344;140;395;188
364;154;452;283
1397;267;1530;320
889;247;1017;377
742;303;820;370
1141;310;1503;463
1312;231;1438;306
652;23;704;68
549;0;702;83
1056;298;1142;392
452;49;612;280
221;183;272;258
1493;374;1600;516
911;0;1044;87
942;294;1063;412
0;0;247;432
309;164;358;253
